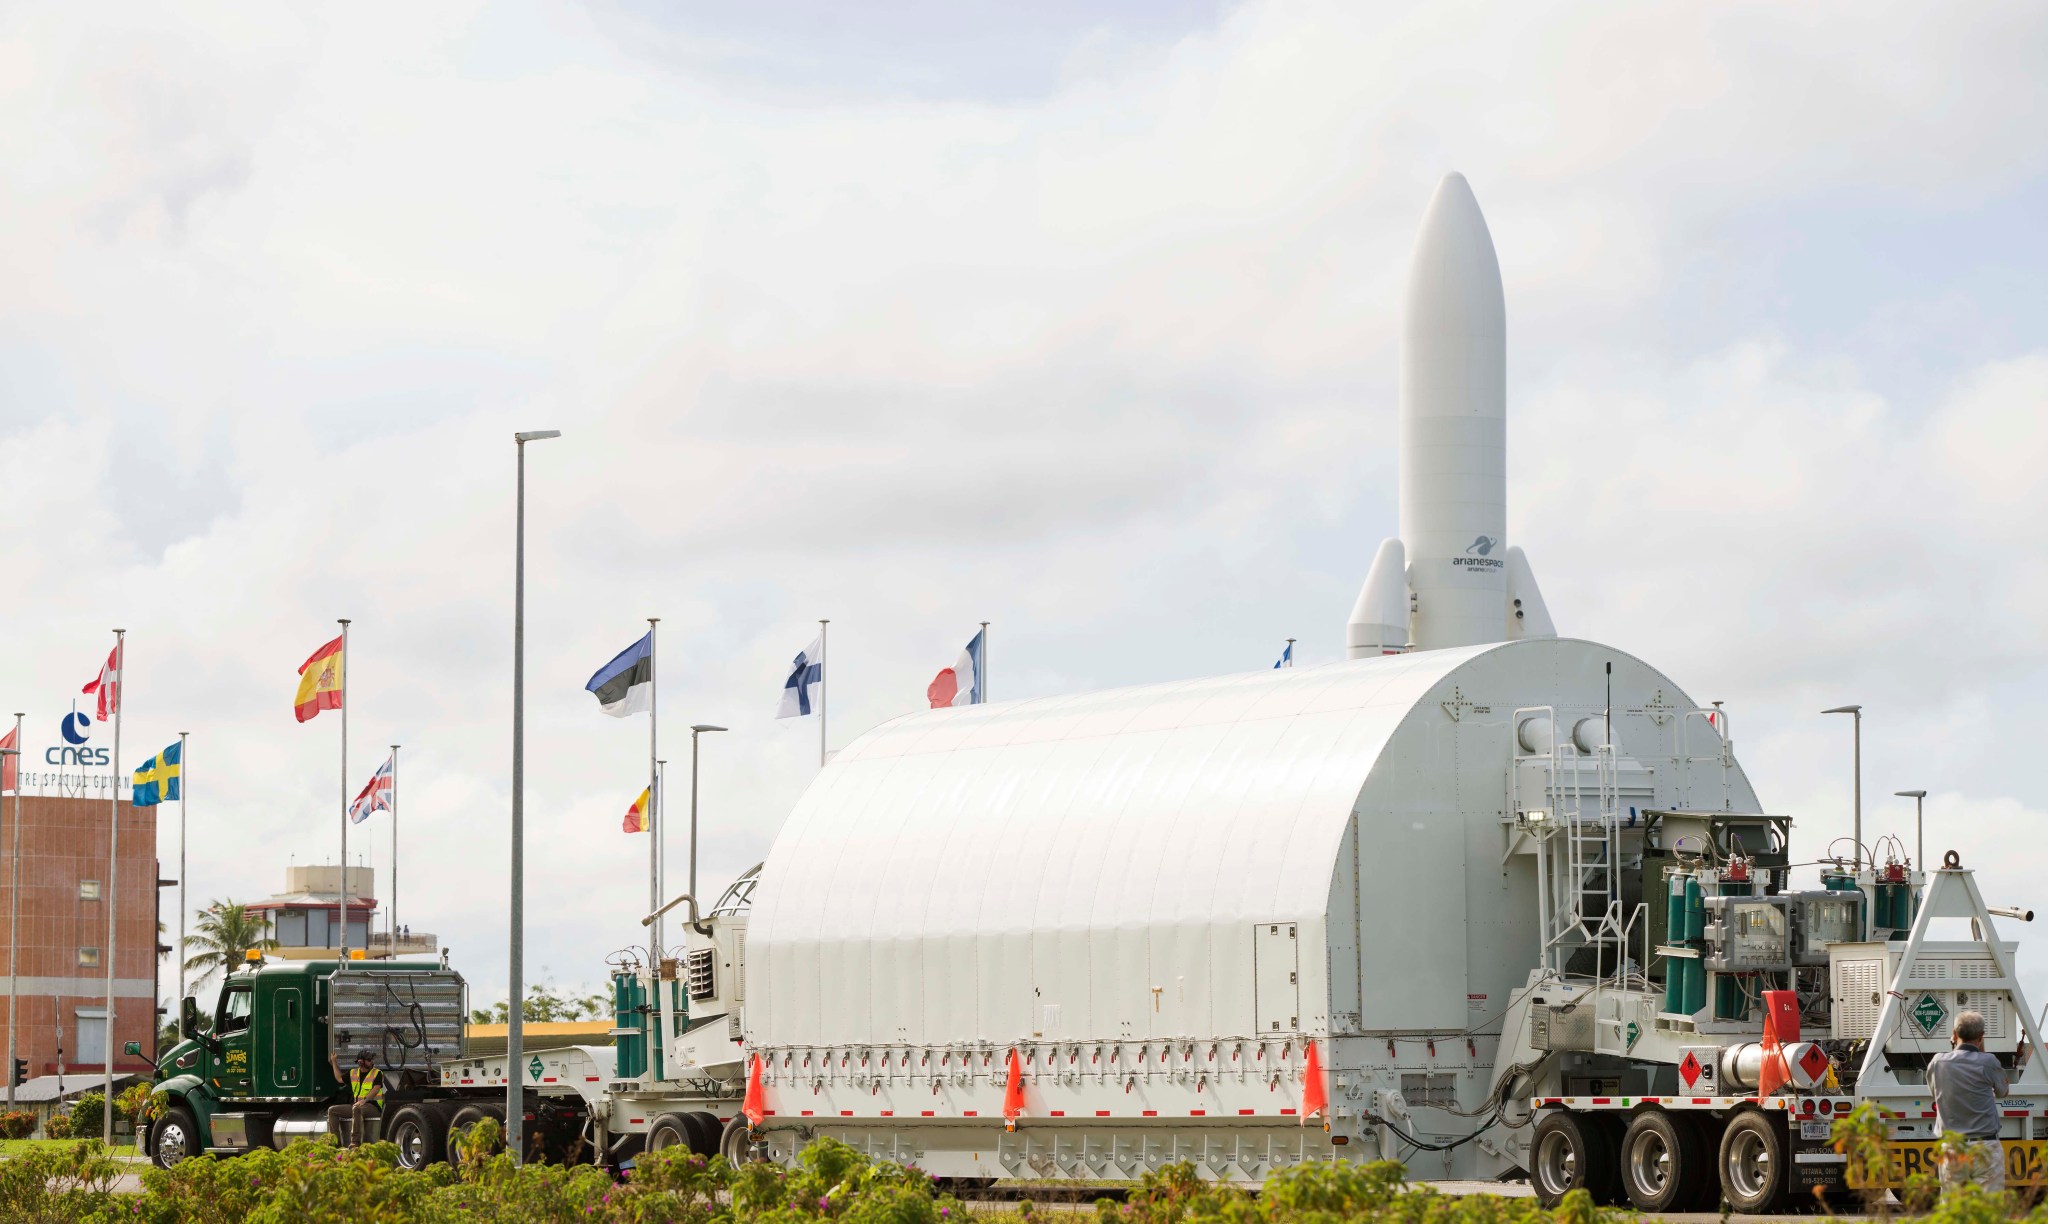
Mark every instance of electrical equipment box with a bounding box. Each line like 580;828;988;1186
1703;896;1791;972
1791;891;1863;965
1828;940;2022;1051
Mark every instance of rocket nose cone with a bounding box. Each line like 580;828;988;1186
1405;172;1504;342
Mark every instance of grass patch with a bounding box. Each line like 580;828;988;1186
0;1138;138;1158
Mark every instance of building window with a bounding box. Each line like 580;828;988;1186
79;880;101;901
276;910;308;947
77;947;99;967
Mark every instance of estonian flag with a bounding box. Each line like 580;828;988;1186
132;740;182;807
586;632;654;717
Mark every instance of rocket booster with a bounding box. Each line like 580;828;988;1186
1349;173;1554;656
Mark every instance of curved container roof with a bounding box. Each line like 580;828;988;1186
745;638;1754;1051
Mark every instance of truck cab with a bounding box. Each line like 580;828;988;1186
147;957;466;1168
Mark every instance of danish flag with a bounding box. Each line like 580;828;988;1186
81;644;121;722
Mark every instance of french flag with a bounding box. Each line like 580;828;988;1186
926;629;985;709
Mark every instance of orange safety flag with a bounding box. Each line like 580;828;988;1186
1301;1038;1329;1124
1757;988;1799;1098
1002;1049;1026;1126
294;635;345;723
622;787;651;834
741;1054;766;1126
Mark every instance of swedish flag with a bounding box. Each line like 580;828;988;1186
132;741;182;807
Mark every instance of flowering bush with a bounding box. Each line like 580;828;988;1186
0;1109;36;1139
42;1110;73;1139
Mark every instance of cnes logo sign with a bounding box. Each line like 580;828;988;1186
47;706;109;767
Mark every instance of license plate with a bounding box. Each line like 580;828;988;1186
1801;1121;1832;1141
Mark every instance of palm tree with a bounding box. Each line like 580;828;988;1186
182;900;280;986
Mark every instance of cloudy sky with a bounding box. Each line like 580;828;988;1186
4;1;2047;1008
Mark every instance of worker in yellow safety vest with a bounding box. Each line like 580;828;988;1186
325;1050;385;1145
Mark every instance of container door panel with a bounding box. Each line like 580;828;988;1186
1253;923;1300;1034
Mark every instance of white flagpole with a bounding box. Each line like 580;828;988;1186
102;628;123;1147
648;618;660;962
979;621;989;704
338;618;350;959
818;619;829;768
390;744;400;956
177;731;188;1016
6;710;21;1112
1286;638;1296;668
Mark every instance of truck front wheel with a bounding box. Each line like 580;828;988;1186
1718;1112;1788;1213
387;1104;446;1171
152;1105;198;1170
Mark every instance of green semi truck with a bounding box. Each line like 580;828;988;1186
142;942;750;1171
145;957;561;1168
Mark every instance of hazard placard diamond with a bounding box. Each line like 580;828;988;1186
1913;993;1947;1035
1679;1050;1703;1088
1797;1043;1830;1083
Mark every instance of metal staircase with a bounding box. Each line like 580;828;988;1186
1513;707;1628;981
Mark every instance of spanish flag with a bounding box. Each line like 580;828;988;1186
295;635;345;723
622;786;651;834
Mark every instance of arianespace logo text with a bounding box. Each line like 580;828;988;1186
47;706;109;766
1453;535;1505;571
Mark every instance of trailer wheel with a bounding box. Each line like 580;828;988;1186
387;1104;445;1171
1718;1111;1789;1213
682;1112;721;1157
646;1113;692;1153
720;1115;759;1166
1621;1109;1713;1213
447;1103;506;1157
1530;1112;1622;1207
151;1104;198;1170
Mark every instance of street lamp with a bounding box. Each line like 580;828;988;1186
1896;790;1927;872
689;725;727;901
1823;705;1863;871
508;428;560;1163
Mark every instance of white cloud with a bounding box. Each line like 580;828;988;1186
0;0;2046;1009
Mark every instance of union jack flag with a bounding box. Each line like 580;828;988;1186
349;753;395;824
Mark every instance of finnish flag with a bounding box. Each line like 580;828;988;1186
777;635;824;719
1273;641;1293;669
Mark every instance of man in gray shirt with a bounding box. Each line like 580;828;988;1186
1928;1011;2008;1193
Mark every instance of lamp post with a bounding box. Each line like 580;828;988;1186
1823;705;1863;871
508;428;560;1163
1896;789;1927;871
688;725;727;901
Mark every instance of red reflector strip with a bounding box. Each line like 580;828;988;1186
1590;1098;1611;1105
1190;1110;1205;1116
881;1111;893;1117
801;1111;814;1117
543;1078;557;1083
963;1110;977;1116
1050;1110;1065;1117
628;1119;643;1124
1281;1108;1297;1116
921;1111;935;1117
585;1077;599;1083
1142;1110;1158;1117
1239;1109;1255;1115
840;1111;854;1117
2006;1110;2027;1118
1096;1110;1111;1117
460;1079;473;1085
1693;1098;1713;1105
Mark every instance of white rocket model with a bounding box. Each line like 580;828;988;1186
1348;173;1555;656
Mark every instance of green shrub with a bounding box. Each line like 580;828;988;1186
0;1109;34;1139
66;1091;105;1138
116;1078;156;1124
42;1110;72;1139
0;1137;121;1220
